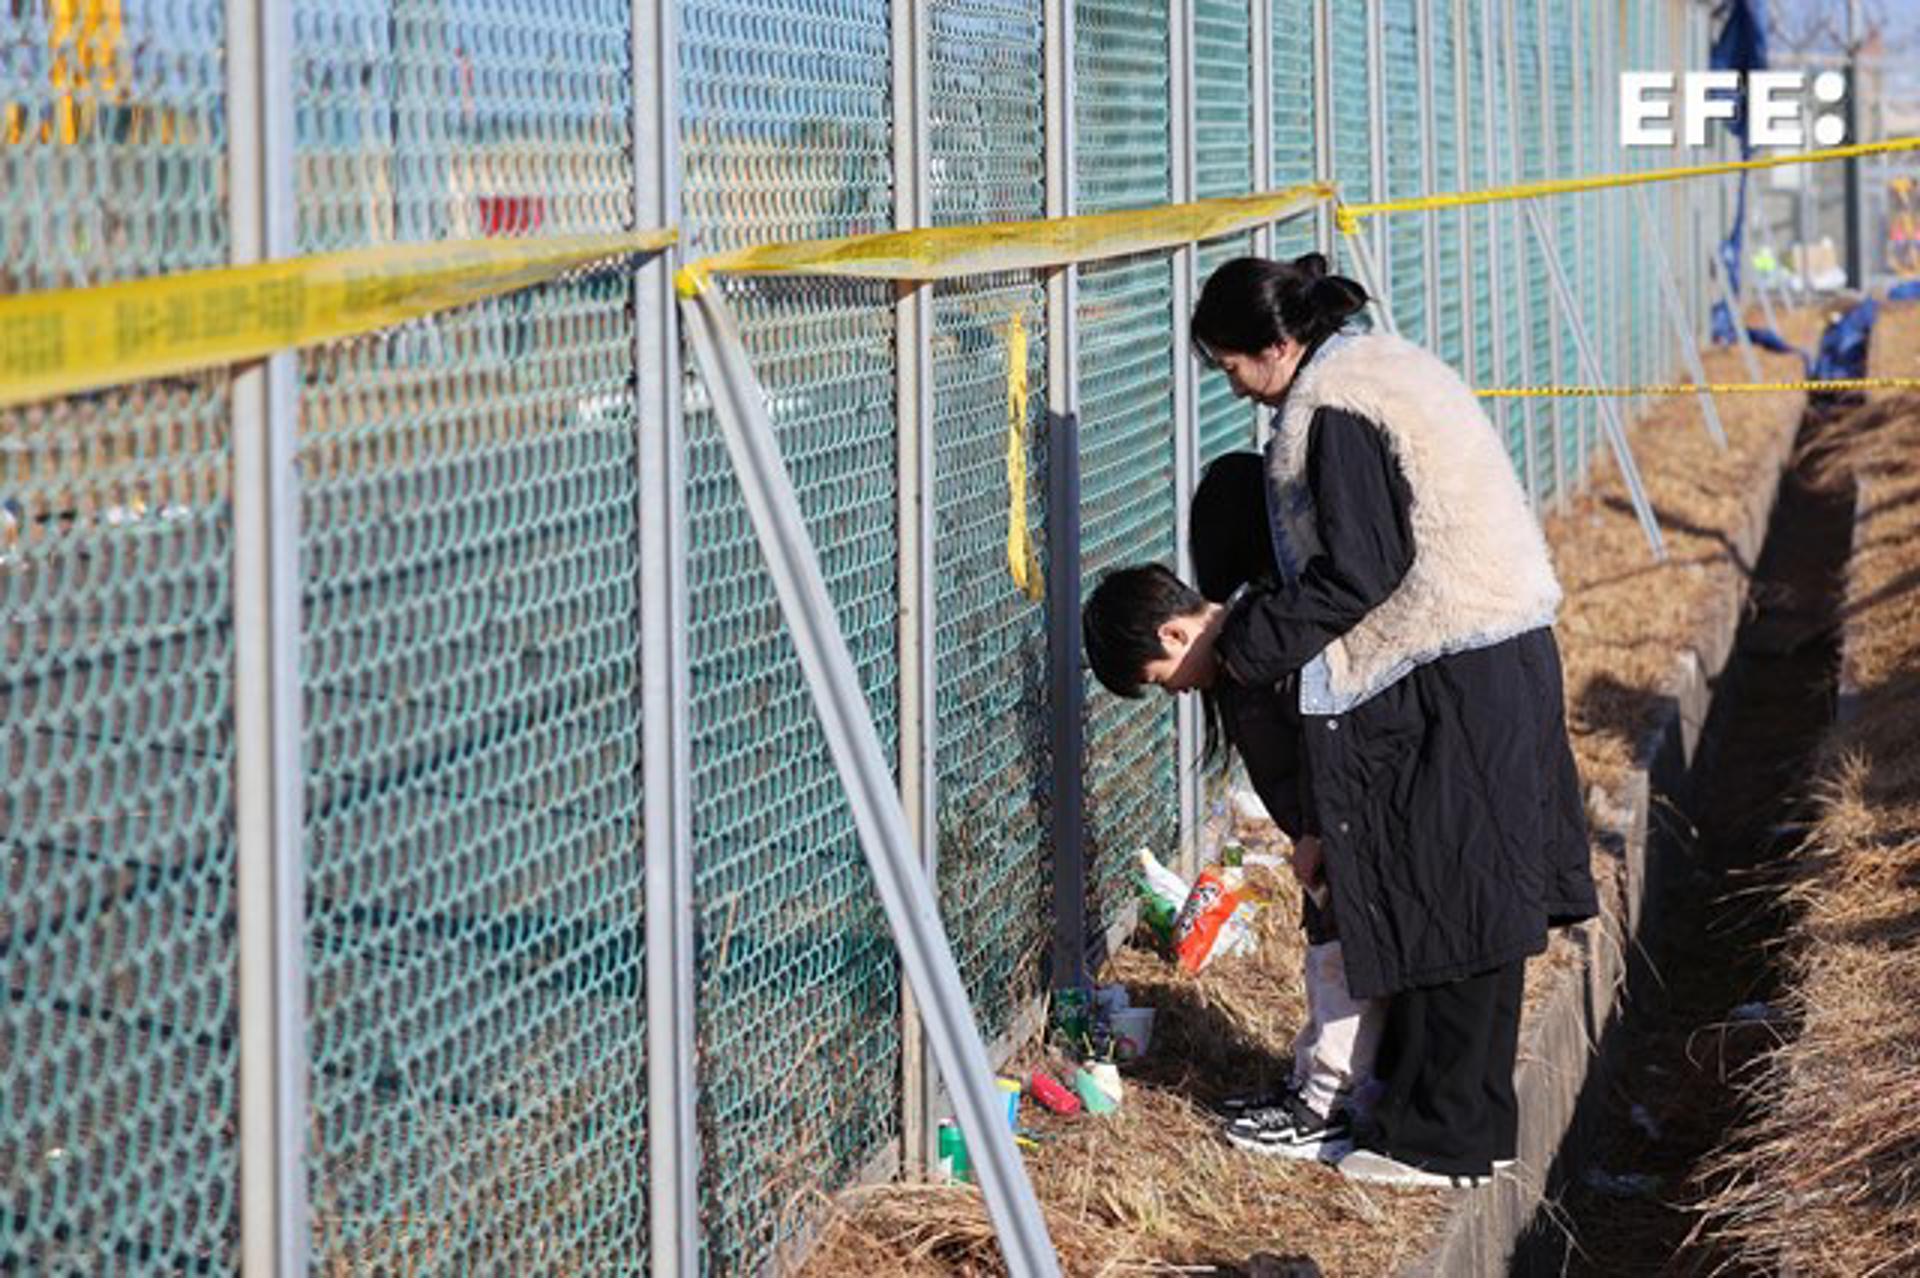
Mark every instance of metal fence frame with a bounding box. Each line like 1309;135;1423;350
3;2;1735;1274
227;1;306;1272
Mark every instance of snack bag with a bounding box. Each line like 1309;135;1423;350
1217;900;1260;959
1173;869;1243;973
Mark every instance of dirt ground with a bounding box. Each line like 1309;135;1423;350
796;309;1829;1278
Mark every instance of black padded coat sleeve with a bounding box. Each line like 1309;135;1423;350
1216;406;1416;688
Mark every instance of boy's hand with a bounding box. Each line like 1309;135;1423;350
1291;835;1325;891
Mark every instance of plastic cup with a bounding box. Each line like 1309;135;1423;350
937;1120;972;1182
996;1076;1022;1130
1109;1006;1156;1062
1073;1068;1119;1115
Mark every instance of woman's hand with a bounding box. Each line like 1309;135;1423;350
1291;834;1324;891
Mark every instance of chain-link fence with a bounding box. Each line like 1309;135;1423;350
2;3;239;1270
2;1;1738;1272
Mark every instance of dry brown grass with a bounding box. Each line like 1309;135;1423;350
1546;307;1824;795
803;858;1454;1278
1697;308;1920;1278
797;311;1823;1277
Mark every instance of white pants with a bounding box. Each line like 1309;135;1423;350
1292;939;1385;1120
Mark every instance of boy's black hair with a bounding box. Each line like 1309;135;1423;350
1189;451;1280;602
1081;564;1206;698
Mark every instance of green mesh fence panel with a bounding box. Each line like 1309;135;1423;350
1;6;239;1270
928;0;1053;1043
1381;0;1426;345
679;3;901;1271
292;3;647;1270
1076;0;1177;927
1196;232;1254;470
1429;0;1466;372
1194;0;1254;469
1193;0;1250;203
1269;0;1318;263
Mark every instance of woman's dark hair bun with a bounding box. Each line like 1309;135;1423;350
1306;273;1368;323
1191;253;1370;358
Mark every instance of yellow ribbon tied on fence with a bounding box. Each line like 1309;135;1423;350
1005;312;1044;602
0;228;676;409
674;183;1332;294
1335;135;1920;234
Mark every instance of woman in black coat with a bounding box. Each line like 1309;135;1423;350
1088;254;1596;1187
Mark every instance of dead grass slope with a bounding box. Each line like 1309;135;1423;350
1700;305;1920;1277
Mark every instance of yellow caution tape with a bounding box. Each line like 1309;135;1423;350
674;184;1332;295
1336;135;1920;233
1476;377;1920;398
1005;311;1043;602
0;228;676;409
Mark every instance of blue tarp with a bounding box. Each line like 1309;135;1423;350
1810;299;1879;381
1710;0;1769;346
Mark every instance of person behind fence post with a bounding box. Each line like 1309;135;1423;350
1091;253;1599;1188
1182;451;1389;1159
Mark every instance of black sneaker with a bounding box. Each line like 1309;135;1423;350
1218;1085;1297;1117
1223;1095;1353;1162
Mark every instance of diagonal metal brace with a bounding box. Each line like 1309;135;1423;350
1634;186;1729;449
1524;199;1666;561
678;284;1062;1278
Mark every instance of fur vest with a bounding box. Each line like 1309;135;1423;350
1265;331;1561;713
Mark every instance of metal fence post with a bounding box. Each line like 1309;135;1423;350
1479;0;1514;492
1417;0;1439;345
1312;1;1334;256
1044;0;1089;998
1170;0;1201;876
1569;0;1590;489
1536;0;1565;505
636;0;699;1271
227;1;307;1273
1500;0;1539;506
1454;0;1476;386
1365;0;1389;304
891;0;940;1181
1250;0;1273;447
